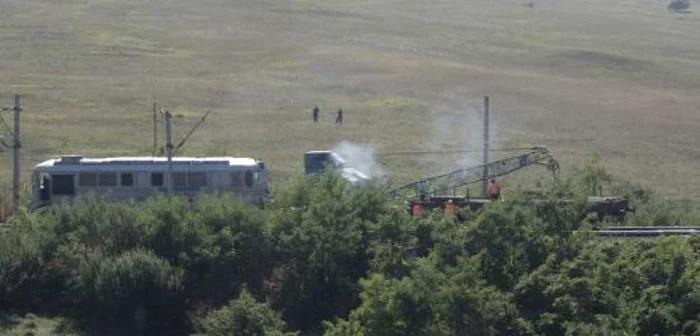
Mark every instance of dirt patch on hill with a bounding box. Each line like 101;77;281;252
566;50;647;66
552;49;653;73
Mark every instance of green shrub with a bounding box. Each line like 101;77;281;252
70;249;185;336
0;230;45;310
366;209;418;278
139;194;272;306
35;197;145;257
267;171;391;333
515;237;700;335
197;288;297;336
324;259;523;336
1;194;274;334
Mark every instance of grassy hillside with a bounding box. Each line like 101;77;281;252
0;0;698;197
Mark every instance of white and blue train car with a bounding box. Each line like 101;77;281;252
30;155;271;209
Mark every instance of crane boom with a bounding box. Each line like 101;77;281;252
388;146;559;199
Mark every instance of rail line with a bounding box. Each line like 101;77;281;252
592;226;700;237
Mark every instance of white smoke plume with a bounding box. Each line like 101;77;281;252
424;92;499;173
332;141;386;179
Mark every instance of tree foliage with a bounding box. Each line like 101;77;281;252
265;172;390;333
197;288;297;336
70;249;186;335
0;161;699;336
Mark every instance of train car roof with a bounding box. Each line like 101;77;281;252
34;156;262;169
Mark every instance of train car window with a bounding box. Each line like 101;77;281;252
174;172;187;187
304;152;333;174
121;173;134;187
245;171;253;187
99;173;117;187
79;173;97;187
231;171;245;187
188;172;207;189
52;174;75;195
151;172;164;187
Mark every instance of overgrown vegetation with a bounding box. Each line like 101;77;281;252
0;183;11;223
0;164;699;336
195;288;296;336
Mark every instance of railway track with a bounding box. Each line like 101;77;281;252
593;226;700;237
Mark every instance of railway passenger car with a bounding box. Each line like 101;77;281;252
30;155;270;209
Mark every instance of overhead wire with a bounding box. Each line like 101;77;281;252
0;112;13;137
376;147;536;157
0;111;15;151
264;147;539;158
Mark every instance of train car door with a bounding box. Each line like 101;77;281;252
38;172;51;202
51;174;76;202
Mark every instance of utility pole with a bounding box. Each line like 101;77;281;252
152;99;158;156
482;95;490;198
164;110;174;194
12;95;21;211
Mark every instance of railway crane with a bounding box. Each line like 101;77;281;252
388;146;559;200
388;146;631;221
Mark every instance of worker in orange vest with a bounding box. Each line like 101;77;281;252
412;203;422;217
488;179;501;201
445;199;456;216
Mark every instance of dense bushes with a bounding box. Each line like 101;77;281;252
0;166;699;335
196;288;296;336
70;249;186;335
266;172;390;333
0;228;46;310
0;194;276;335
514;237;700;335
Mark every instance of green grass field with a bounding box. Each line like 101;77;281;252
0;0;698;199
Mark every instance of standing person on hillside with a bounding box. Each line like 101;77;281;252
312;106;319;123
335;108;343;125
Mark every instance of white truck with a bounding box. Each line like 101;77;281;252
303;150;370;185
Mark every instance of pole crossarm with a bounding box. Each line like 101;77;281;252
173;110;211;155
